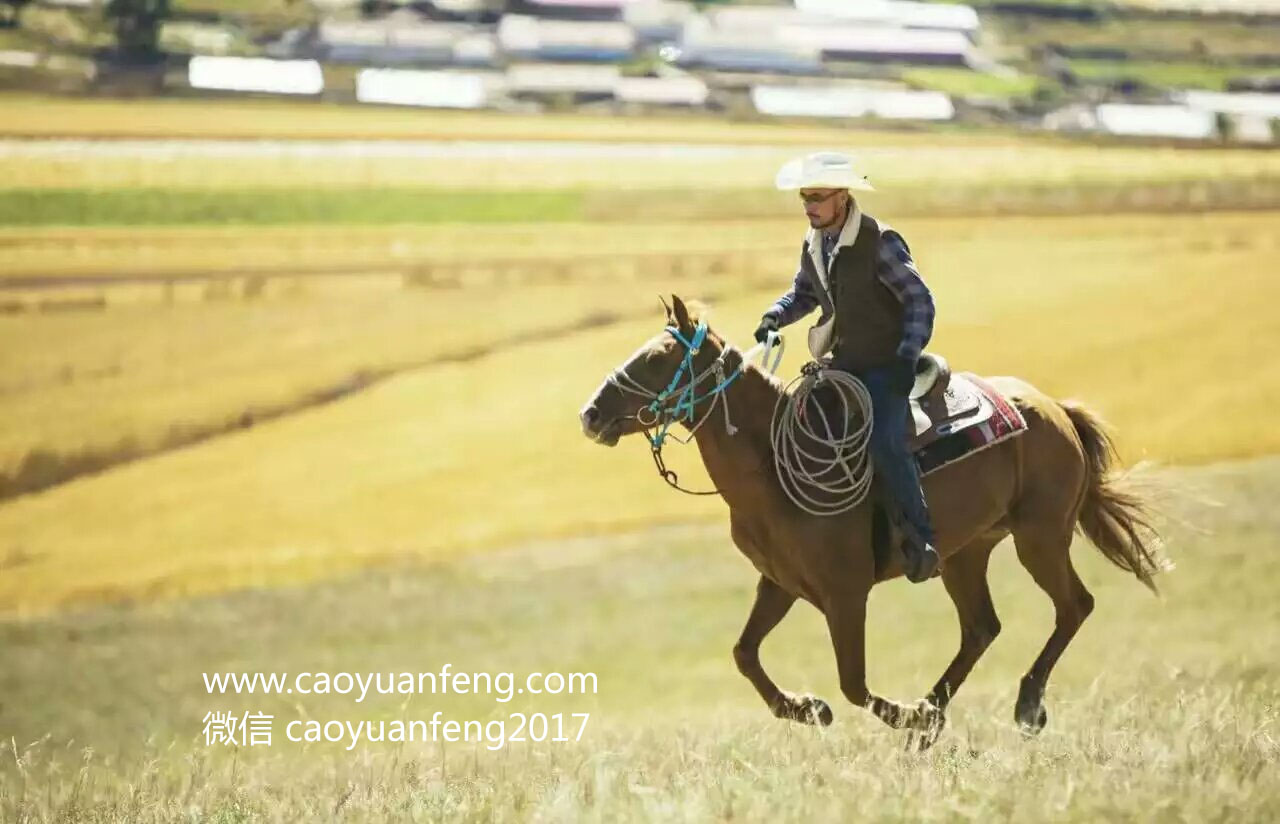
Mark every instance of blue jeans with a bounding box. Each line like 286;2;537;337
857;365;934;545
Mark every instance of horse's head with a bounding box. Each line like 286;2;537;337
580;294;719;447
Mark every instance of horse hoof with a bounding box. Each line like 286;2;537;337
1016;703;1048;736
901;699;946;751
798;695;834;726
775;694;833;726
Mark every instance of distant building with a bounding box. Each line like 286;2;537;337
781;25;972;66
0;50;40;68
453;32;499;67
188;57;325;96
498;15;636;62
1179;90;1280;120
1094;103;1218;140
1225;114;1276;143
320;17;457;64
615;75;707;106
703;6;810;32
795;0;981;35
506;63;620;101
752;84;955;120
356;68;500;108
673;20;823;74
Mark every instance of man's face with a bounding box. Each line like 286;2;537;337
800;188;847;230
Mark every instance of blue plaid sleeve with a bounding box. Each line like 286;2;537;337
876;230;935;361
765;260;821;327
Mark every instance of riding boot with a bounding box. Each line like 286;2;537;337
897;517;940;583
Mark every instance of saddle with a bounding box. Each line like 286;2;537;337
906;353;992;452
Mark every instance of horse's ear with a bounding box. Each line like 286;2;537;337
658;294;673;323
671;294;692;331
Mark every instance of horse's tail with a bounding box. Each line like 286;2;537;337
1060;400;1165;595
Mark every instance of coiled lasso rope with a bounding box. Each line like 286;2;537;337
770;363;876;516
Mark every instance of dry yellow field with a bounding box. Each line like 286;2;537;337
1;211;1277;614
0;221;796;279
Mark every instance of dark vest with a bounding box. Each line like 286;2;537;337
800;213;904;373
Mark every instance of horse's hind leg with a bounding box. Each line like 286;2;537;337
926;535;1004;712
1010;522;1095;734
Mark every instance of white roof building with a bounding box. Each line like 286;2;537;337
0;50;40;68
506;63;621;96
1179;90;1280;120
1095;104;1218;140
615;75;708;106
319;17;469;64
355;69;501;108
752;84;955;120
188;57;324;95
780;24;972;64
796;0;980;34
498;15;636;61
674;19;824;74
704;7;810;31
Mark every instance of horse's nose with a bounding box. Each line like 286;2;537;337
580;405;601;434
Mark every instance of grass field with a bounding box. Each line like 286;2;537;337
6;137;1279;196
1065;58;1264;92
1;455;1277;820
986;12;1280;61
2;96;1278;821
6;94;1280;236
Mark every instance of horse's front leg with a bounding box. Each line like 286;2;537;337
734;576;833;726
825;588;946;748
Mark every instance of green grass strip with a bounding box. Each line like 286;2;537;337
0;188;588;226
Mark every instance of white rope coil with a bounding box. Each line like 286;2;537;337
770;365;876;516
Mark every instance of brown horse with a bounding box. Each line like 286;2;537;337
580;294;1164;746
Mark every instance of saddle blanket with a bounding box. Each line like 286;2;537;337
915;374;1028;478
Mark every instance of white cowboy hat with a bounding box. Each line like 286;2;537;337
774;151;875;192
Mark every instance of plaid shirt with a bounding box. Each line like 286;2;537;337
767;227;935;362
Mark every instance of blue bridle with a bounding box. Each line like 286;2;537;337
640;320;745;451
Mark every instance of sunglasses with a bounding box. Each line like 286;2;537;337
799;190;843;205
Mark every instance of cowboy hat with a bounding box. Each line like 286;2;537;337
774;151;874;192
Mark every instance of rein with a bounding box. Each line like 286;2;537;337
606;321;784;496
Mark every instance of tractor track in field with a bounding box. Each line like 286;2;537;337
0;284;743;505
0;308;628;504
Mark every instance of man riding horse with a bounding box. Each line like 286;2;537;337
754;151;940;583
579;151;1165;742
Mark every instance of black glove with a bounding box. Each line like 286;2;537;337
890;356;917;395
753;314;780;345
